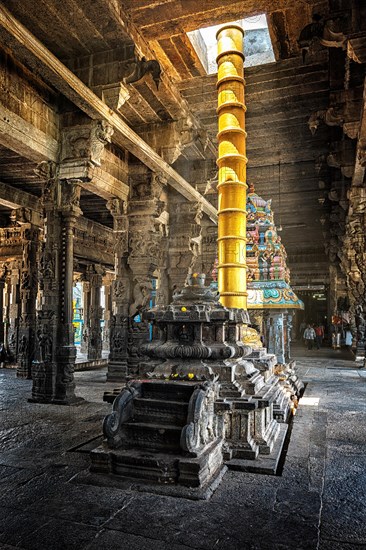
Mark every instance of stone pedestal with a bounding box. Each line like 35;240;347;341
96;275;284;490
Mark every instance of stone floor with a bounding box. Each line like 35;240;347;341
1;346;366;550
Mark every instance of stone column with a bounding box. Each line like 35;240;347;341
168;197;203;292
31;162;82;404
80;281;90;354
102;277;112;351
30;119;114;402
87;264;104;361
3;271;11;354
0;267;5;345
266;312;285;364
106;198;130;382
8;260;21;361
17;225;40;378
56;190;82;400
127;170;167;378
284;311;292;363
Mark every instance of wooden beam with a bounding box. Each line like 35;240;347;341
0;103;58;162
81;167;129;201
0;181;42;212
0;4;218;223
0;182;116;256
0;101;136;203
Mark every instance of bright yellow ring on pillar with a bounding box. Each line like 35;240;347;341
181;307;187;312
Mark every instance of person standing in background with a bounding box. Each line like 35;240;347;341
304;324;316;350
315;324;324;349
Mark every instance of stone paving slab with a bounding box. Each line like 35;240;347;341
0;348;366;549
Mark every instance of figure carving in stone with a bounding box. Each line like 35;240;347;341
194;203;204;226
111;328;124;354
129;280;152;317
113;279;127;300
129;232;146;256
61;182;81;211
90;121;114;166
18;335;28;357
123;57;162;90
35;160;57;181
37;326;53;363
106;197;126;217
42;253;55;280
20;270;30;290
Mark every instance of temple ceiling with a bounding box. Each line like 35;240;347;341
0;0;365;287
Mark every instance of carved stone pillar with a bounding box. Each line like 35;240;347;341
127;170;167;378
0;267;5;345
102;277;112;351
87;264;104;361
265;312;285;365
30;119;113;403
80;281;90;354
31;162;82;403
284;312;292;363
8;260;21;361
106;198;130;382
3;271;11;354
17;225;41;378
168;196;203;292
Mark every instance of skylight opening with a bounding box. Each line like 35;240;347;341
188;14;276;75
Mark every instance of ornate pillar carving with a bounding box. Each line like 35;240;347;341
30;120;113;403
106;197;130;382
127;170;167;378
0;265;6;345
17;224;41;378
31;168;83;403
102;274;113;351
80;281;90;354
265;312;285;365
168;198;203;292
7;260;21;361
87;264;104;360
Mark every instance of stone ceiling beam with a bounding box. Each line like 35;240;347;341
123;0;320;39
0;103;58;163
0;100;134;204
0;4;218;223
0;181;42;213
0;180;115;246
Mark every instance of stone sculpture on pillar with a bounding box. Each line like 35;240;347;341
86;264;105;361
31;119;113;403
17;224;41;378
106;198;130;382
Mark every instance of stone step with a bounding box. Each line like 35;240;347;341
133;397;189;426
140;381;195;402
123;421;183;452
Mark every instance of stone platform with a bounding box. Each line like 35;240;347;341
1;346;366;549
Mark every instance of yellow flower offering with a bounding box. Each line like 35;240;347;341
181;306;187;312
188;373;194;379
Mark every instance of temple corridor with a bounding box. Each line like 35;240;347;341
1;347;365;550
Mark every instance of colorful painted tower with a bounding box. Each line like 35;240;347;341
246;183;304;363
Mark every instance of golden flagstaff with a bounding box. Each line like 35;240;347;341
216;24;248;310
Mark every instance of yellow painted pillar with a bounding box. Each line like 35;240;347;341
216;24;247;310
